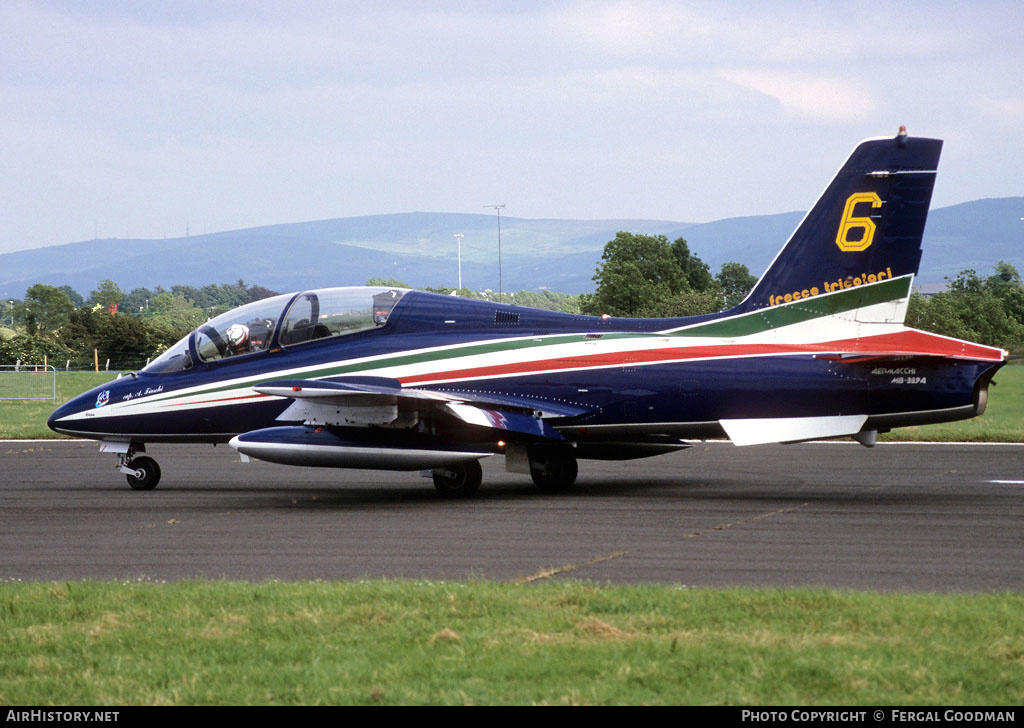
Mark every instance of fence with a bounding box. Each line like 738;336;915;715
4;351;154;373
0;364;57;400
57;352;152;372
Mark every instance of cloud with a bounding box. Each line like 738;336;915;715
543;0;971;66
716;69;879;123
0;0;1021;252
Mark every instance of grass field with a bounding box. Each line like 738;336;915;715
0;372;120;439
2;365;1021;441
1;581;1021;705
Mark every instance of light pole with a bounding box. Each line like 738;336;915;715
484;204;505;302
8;300;13;327
453;233;464;290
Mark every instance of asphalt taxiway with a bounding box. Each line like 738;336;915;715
2;439;1021;590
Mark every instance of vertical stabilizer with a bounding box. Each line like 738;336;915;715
732;129;942;320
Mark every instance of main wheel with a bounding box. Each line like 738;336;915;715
126;456;161;491
432;460;483;497
530;451;578;491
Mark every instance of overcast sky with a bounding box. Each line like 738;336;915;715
1;0;1021;254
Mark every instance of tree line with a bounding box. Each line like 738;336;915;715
578;232;1023;353
2;233;1021;369
1;280;280;370
906;263;1024;353
576;232;758;316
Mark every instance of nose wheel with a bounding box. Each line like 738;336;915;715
118;453;161;490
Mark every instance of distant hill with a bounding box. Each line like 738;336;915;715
0;198;1020;299
911;198;1024;281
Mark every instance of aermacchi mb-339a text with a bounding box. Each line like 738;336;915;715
48;129;1008;495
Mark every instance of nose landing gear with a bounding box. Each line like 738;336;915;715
114;446;162;490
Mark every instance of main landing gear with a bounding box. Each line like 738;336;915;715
528;449;578;492
431;448;579;498
116;447;162;490
431;460;483;498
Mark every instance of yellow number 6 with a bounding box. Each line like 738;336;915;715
835;192;882;251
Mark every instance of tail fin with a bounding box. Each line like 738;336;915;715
733;129;942;317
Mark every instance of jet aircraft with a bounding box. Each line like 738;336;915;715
48;129;1008;495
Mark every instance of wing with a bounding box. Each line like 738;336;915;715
256;376;585;437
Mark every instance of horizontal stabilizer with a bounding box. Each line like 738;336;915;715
817;330;1008;363
720;414;868;446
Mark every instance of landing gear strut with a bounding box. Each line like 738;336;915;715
117;446;161;490
432;460;483;497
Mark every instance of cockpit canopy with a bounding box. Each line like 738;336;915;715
142;287;409;374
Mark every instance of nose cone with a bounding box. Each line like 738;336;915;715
48;382;118;438
47;401;68;433
48;393;90;435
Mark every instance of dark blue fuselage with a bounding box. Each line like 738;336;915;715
48;290;1000;446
